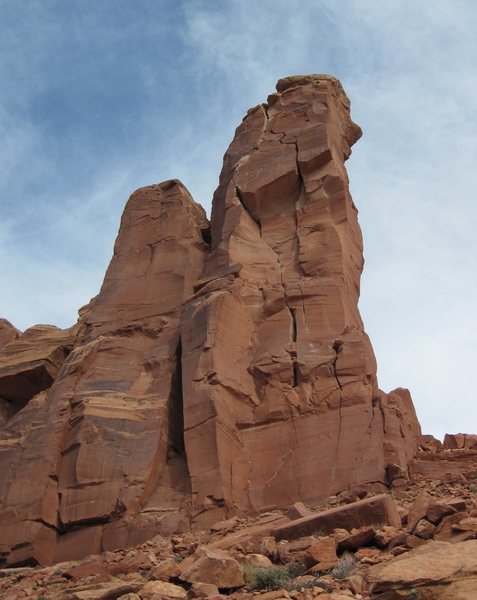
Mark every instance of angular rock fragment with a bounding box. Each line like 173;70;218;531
140;580;187;600
179;547;244;588
273;494;400;541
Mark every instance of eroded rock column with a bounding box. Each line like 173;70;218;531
182;75;420;523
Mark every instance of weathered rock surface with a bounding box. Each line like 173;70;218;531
0;181;209;566
0;323;77;422
0;75;423;566
0;464;476;599
369;540;477;598
273;494;401;541
179;548;244;588
181;74;420;520
0;318;20;350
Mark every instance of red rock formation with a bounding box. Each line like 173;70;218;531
0;75;422;566
0;181;209;566
0;324;76;424
181;75;420;523
0;319;20;350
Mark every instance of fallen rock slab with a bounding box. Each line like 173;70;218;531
273;494;400;541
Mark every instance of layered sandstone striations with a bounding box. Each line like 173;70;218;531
0;181;209;565
0;75;421;566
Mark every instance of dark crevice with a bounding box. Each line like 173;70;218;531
262;103;270;121
290;308;299;388
292;361;299;389
168;338;185;455
32;518;58;532
235;186;261;236
332;340;344;391
200;226;211;247
291;308;297;343
332;340;344;459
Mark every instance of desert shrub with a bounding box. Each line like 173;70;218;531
286;577;333;592
244;564;291;590
286;560;307;578
331;553;357;579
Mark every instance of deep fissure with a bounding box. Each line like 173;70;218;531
168;337;185;455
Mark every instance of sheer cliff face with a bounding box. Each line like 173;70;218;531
181;75;418;520
0;76;420;566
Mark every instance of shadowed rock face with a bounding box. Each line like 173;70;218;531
0;75;421;565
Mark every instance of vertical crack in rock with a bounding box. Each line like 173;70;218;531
262;102;270;124
332;340;344;459
167;337;186;456
290;308;299;388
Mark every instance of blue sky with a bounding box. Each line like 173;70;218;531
2;0;477;439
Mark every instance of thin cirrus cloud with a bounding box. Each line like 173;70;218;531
1;0;476;439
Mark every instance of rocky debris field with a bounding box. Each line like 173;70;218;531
1;440;476;600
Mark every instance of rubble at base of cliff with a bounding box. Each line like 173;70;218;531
1;435;476;599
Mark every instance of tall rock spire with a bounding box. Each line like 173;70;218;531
182;74;420;520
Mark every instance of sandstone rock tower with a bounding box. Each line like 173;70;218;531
0;75;421;566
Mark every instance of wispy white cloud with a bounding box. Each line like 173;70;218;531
1;0;477;438
182;0;477;438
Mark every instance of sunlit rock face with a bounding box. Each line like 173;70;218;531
0;76;420;566
181;74;420;523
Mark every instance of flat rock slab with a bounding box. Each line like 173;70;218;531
369;539;477;596
273;494;400;541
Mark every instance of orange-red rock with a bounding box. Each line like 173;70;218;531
369;540;477;597
179;547;244;588
0;323;77;420
0;319;20;350
0;75;423;566
273;494;400;541
182;75;420;519
444;433;477;450
0;181;208;566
